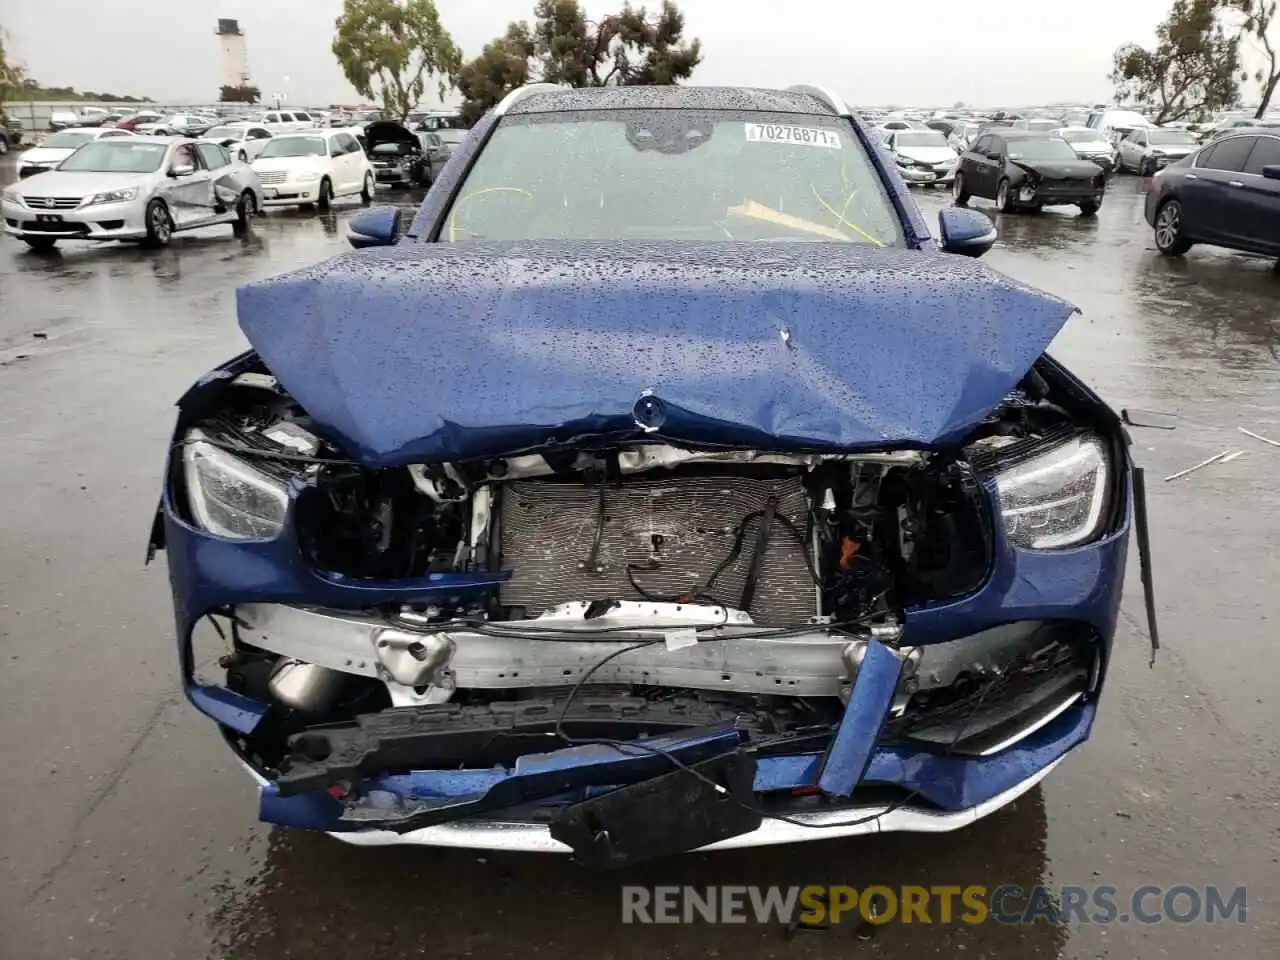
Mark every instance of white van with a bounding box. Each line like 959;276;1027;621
1086;109;1152;145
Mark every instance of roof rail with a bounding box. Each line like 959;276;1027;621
493;83;567;117
786;85;852;117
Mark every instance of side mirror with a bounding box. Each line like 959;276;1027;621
170;163;195;178
937;207;997;258
1262;165;1280;181
348;205;402;249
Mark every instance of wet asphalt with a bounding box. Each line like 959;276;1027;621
0;167;1277;960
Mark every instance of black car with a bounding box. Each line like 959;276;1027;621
1144;132;1280;258
365;120;429;187
954;131;1106;215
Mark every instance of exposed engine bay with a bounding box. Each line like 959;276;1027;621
172;358;1109;808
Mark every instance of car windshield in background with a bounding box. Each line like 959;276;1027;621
1059;128;1102;143
1026;120;1059;132
442;110;903;246
1007;138;1080;162
436;129;467;145
258;137;326;158
43;131;96;149
896;131;948;147
205;126;244;141
58;141;167;173
1147;129;1198;145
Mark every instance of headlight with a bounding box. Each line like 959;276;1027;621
87;187;138;205
993;434;1111;550
294;171;321;183
2;188;22;206
182;431;289;540
894;155;911;166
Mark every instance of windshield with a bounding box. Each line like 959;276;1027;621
1006;138;1080;161
59;140;167;173
43;131;96;149
205;126;244;141
1026;120;1059;132
442;110;903;246
258;136;326;158
1147;129;1198;145
895;131;948;148
436;129;467;145
1058;129;1102;143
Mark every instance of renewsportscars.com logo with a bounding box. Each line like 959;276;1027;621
621;885;1248;926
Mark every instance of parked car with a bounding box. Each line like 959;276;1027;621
47;109;83;132
164;114;217;137
17;127;137;179
0;118;19;155
151;82;1153;864
201;123;274;163
1;137;262;250
365;120;429;187
876;119;928;135
76;106;112;127
421;127;467;182
1145;131;1280;258
1053;126;1117;172
884;129;959;185
250;130;374;210
1085;108;1151;146
1117;127;1200;176
954;131;1106;214
252;110;315;134
115;111;165;132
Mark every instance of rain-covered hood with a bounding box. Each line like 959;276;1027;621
1011;158;1101;180
19;146;76;166
236;241;1077;467
897;145;957;165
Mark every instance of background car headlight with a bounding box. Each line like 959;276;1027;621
182;431;289;539
87;187;138;205
993;434;1110;549
2;188;22;206
294;171;321;183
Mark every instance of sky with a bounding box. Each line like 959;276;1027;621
4;0;1203;109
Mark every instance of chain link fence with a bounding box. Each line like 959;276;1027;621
2;102;328;143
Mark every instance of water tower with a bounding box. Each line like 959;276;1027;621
216;19;251;89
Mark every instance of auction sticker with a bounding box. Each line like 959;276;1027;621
745;123;842;149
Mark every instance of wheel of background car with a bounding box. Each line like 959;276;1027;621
233;191;253;234
316;178;333;212
361;173;374;203
1154;199;1191;256
144;199;173;247
238;149;247;162
996;178;1015;213
1079;200;1099;217
952;172;970;204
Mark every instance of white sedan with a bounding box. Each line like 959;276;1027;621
18;127;136;179
250;130;374;210
201;123;275;163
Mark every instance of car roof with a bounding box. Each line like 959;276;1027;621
506;85;837;116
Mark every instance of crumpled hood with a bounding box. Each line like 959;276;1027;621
1011;158;1101;180
236;240;1077;467
898;145;957;164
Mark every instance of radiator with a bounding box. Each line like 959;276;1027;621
498;474;817;627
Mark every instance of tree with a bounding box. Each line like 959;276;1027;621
457;0;701;120
0;29;26;121
333;0;461;121
220;84;262;103
1224;0;1280;116
456;24;534;124
1111;0;1240;123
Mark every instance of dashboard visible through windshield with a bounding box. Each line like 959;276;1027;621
441;109;903;246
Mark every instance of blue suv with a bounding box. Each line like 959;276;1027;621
151;84;1155;866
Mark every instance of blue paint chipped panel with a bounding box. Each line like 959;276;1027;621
237;240;1076;467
